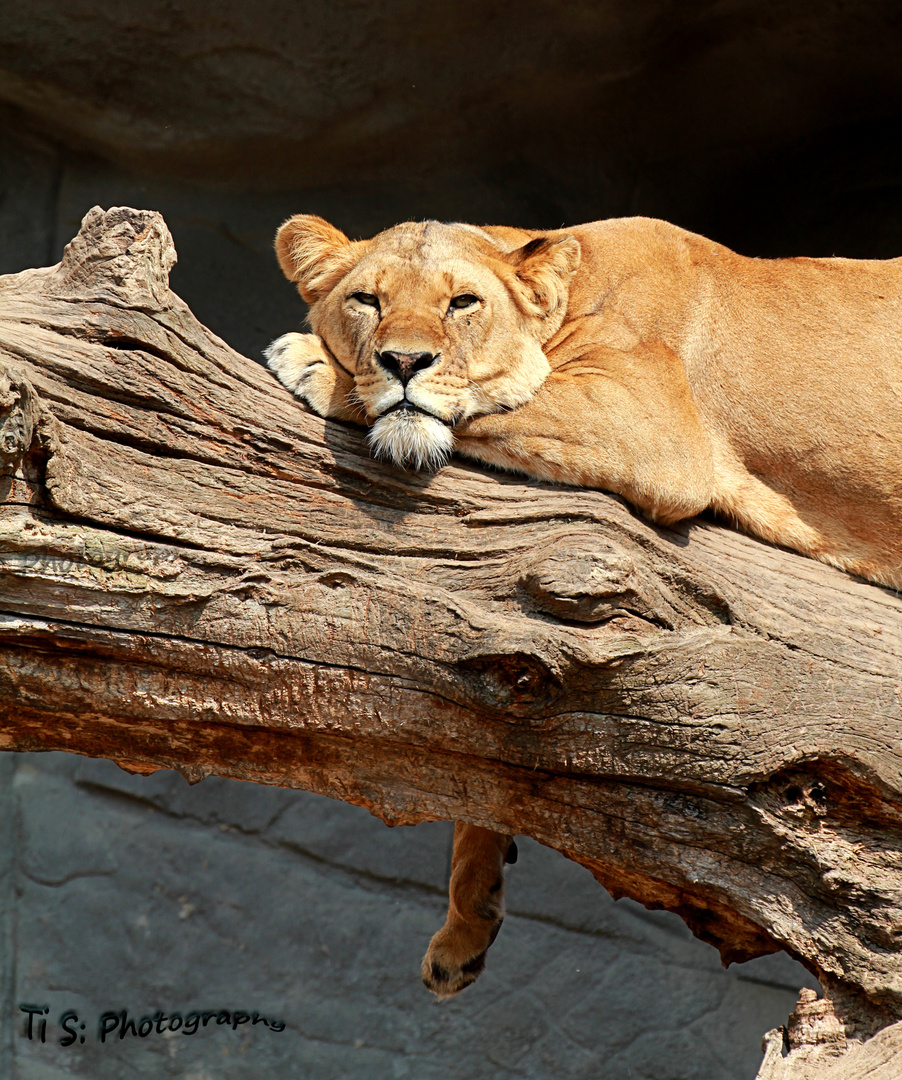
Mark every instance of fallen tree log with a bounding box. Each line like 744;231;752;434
0;207;900;1078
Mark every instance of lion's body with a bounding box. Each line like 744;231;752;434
472;218;902;587
267;212;902;996
268;214;902;588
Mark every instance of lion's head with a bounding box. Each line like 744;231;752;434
275;215;581;469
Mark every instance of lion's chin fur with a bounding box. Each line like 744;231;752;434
368;410;455;472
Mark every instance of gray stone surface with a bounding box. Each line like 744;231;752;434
0;128;59;276
8;752;818;1080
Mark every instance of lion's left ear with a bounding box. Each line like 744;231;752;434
504;235;581;322
275;214;369;304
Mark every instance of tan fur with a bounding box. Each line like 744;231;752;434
420;826;514;999
269;213;902;589
268;212;902;995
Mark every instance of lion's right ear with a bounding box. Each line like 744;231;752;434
503;234;581;325
275;215;368;304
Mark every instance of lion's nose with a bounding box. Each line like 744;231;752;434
376;350;439;386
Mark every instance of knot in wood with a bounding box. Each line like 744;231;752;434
749;767;830;823
0;370;37;476
519;543;673;627
459;651;557;714
788;989;847;1053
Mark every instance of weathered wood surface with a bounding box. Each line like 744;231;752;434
758;997;902;1080
0;208;900;1074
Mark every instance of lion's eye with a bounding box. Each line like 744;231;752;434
449;294;480;310
350;292;380;308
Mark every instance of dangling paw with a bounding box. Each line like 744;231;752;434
421;828;516;999
421;911;505;999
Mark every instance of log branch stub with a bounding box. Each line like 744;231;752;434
0;207;901;1068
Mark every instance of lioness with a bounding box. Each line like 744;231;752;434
267;213;902;998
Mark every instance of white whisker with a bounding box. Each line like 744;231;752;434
368;412;454;472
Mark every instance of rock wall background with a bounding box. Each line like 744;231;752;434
3;752;818;1080
1;2;899;1077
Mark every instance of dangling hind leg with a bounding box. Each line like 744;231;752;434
421;823;517;998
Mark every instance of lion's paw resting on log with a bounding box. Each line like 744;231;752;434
267;212;902;997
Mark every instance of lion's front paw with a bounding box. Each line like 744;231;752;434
265;332;325;393
264;333;360;421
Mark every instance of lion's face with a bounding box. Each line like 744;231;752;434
275;216;580;469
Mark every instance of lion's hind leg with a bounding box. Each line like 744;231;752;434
421;823;516;999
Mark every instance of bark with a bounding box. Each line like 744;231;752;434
0;207;900;1077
